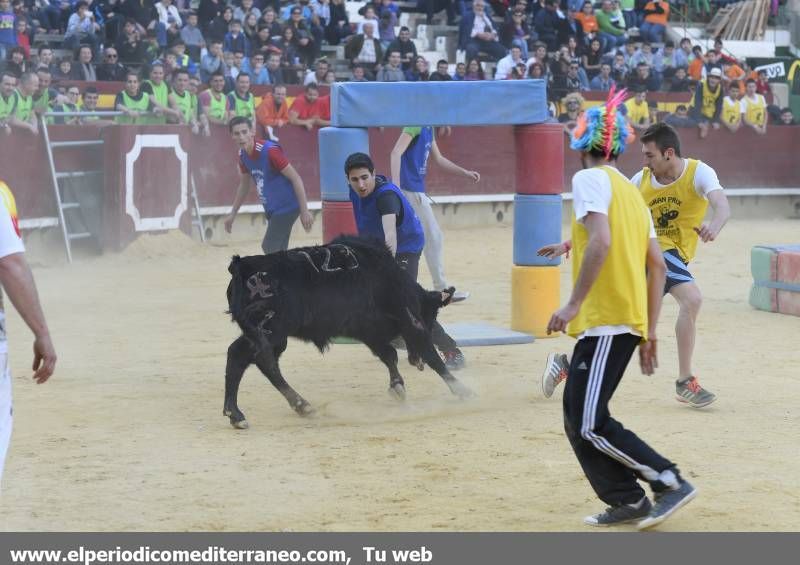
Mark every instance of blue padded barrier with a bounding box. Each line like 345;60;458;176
513;194;563;267
330;80;548;127
318;127;369;201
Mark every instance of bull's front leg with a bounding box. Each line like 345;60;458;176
363;340;406;401
224;335;254;429
403;329;474;399
252;339;313;416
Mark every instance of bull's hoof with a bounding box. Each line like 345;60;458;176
408;355;425;371
388;382;407;401
293;399;314;416
231;419;250;429
448;380;475;399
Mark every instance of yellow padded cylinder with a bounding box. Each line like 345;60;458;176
511;266;561;338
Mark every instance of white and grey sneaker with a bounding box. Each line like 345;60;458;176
584;498;652;527
451;291;470;303
541;353;569;398
637;481;697;530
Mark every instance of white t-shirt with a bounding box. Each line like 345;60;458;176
572;166;655;339
0;187;25;352
629;159;723;198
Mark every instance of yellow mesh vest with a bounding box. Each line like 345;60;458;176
698;80;721;119
722;97;741;126
638;159;708;262
567;167;651;339
743;94;766;126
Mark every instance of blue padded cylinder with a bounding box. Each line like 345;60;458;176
513;194;563;266
318;127;369;201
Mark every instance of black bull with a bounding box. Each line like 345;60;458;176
224;236;474;428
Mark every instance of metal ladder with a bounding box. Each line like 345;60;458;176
41;114;105;263
190;173;206;243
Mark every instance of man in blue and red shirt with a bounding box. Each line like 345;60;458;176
224;116;314;254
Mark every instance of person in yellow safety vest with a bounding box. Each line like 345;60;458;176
545;88;698;530
115;71;158;124
741;78;768;135
225;72;255;124
689;67;723;139
199;70;228;128
720;80;742;132
9;71;39;135
624;86;652;133
169;68;207;136
0;70;17;135
140;62;181;124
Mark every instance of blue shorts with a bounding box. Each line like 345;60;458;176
663;248;695;293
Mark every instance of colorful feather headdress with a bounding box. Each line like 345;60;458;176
570;86;635;160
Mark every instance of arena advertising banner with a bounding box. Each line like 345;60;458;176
0;533;796;565
748;58;799;82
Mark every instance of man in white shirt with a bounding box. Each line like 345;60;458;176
0;180;56;487
464;0;507;62
494;45;524;80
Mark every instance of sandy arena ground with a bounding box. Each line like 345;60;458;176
1;218;798;532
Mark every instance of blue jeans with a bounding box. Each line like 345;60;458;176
640;22;666;43
599;32;626;51
155;22;167;48
511;37;529;60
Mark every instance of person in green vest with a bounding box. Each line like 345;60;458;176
9;71;39;135
169;68;205;136
199;70;228;128
225;72;255;124
52;85;81;125
78;86;112;125
115;71;157;124
0;70;17;136
139;62;180;125
32;67;57;122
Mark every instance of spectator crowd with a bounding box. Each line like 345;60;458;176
0;0;796;138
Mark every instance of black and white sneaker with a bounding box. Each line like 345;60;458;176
637;481;697;530
584;498;652;527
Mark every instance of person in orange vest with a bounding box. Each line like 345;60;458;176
640;0;670;44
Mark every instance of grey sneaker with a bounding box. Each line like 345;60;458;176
637;481;697;530
676;376;716;408
584;498;652;527
541;353;569;398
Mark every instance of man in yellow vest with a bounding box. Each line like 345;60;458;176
199;70;228;128
721;80;743;132
634;123;730;407
0;70;16;135
115;71;157;124
547;90;696;529
169;68;204;135
542;123;730;410
689;66;723;139
0;180;57;487
8;71;39;135
741;78;768;135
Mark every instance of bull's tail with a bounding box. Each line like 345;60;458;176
227;255;246;322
